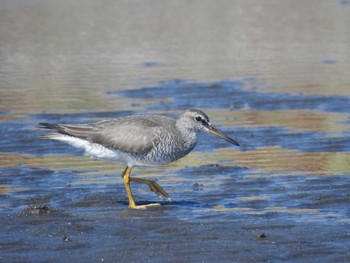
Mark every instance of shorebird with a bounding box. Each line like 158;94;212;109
40;109;239;209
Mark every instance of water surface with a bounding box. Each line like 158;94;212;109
1;1;350;262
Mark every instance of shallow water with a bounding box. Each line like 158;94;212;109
1;1;350;262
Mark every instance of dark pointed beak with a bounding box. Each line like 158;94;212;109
206;124;240;146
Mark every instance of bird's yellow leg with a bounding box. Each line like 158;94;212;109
121;166;137;208
129;177;172;202
121;166;162;209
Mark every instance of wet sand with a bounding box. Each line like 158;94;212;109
1;1;350;262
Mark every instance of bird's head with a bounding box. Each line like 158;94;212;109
179;109;240;146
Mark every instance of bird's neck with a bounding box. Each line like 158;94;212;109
176;121;197;150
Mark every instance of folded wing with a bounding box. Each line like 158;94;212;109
40;116;162;154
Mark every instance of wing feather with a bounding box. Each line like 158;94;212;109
40;115;175;154
89;117;162;154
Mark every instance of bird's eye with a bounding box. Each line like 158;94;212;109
195;116;202;122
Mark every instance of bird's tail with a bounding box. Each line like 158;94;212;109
39;122;95;139
39;123;61;140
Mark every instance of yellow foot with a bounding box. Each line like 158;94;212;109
128;203;162;210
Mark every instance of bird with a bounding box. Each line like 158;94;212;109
39;109;239;209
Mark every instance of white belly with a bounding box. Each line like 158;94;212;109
48;134;140;167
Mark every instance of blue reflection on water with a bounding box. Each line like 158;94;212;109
112;79;350;113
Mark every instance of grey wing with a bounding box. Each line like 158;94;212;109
89;117;161;154
41;116;170;154
40;122;98;139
